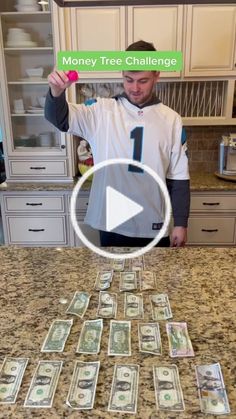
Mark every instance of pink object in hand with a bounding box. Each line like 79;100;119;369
67;71;79;81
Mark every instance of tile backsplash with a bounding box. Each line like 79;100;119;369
186;126;236;173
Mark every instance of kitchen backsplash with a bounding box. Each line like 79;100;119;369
186;126;236;173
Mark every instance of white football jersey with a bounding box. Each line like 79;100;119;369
68;96;189;237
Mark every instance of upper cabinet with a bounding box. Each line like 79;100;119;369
184;5;236;77
127;5;183;78
67;5;183;79
0;0;76;182
62;4;236;79
69;6;125;79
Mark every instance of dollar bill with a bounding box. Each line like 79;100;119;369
111;247;134;254
66;361;100;410
150;294;172;320
124;293;144;319
0;357;28;404
24;360;62;408
76;319;103;354
66;291;91;318
166;322;195;357
138;323;162;355
130;256;145;272
196;363;230;415
112;259;125;271
41;319;73;352
97;291;117;318
120;272;137;292
108;364;139;414
94;271;113;291
153;365;185;411
108;320;131;356
140;271;156;291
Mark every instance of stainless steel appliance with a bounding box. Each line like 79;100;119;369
219;134;236;175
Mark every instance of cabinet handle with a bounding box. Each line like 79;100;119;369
26;203;43;206
30;166;46;170
201;228;218;232
28;228;45;232
202;202;220;206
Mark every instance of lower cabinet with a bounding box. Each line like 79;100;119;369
187;192;236;246
1;189;235;247
6;216;67;245
0;191;71;247
187;216;235;245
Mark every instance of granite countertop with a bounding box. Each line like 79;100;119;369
190;172;236;191
1;246;236;418
0;172;236;193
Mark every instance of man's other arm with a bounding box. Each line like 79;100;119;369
166;178;190;247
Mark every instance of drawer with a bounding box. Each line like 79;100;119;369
191;195;236;212
4;196;64;212
9;160;67;177
6;216;67;244
187;217;235;244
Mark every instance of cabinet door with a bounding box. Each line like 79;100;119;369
127;5;183;78
184;5;236;76
6;216;68;246
0;11;68;162
70;6;125;79
187;216;235;245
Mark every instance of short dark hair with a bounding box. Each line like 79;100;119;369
126;40;156;52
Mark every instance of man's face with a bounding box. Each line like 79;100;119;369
123;71;160;106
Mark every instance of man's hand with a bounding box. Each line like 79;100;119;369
47;70;76;97
170;226;187;247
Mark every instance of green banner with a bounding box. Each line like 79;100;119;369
57;51;182;72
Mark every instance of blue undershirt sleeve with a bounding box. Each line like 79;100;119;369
44;88;69;132
166;178;190;227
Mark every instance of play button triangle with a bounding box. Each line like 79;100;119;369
106;186;143;232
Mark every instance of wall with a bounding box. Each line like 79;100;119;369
186;126;236;173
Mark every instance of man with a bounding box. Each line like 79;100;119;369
45;40;190;247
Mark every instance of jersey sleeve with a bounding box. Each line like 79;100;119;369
166;115;190;180
67;100;100;145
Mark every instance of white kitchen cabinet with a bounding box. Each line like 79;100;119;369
69;6;125;79
6;215;68;245
0;0;76;182
184;5;236;77
187;192;236;246
66;5;182;79
127;5;183;78
0;190;72;246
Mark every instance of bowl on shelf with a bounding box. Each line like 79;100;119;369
26;67;44;78
15;5;40;11
37;96;46;108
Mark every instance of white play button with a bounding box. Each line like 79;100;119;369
106;186;143;232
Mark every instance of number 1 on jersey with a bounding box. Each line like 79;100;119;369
128;126;144;173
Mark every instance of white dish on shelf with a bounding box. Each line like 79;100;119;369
27;109;44;113
29;106;44;110
6;41;37;48
26;67;43;78
13;109;26;114
19;77;48;82
15;5;40;11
